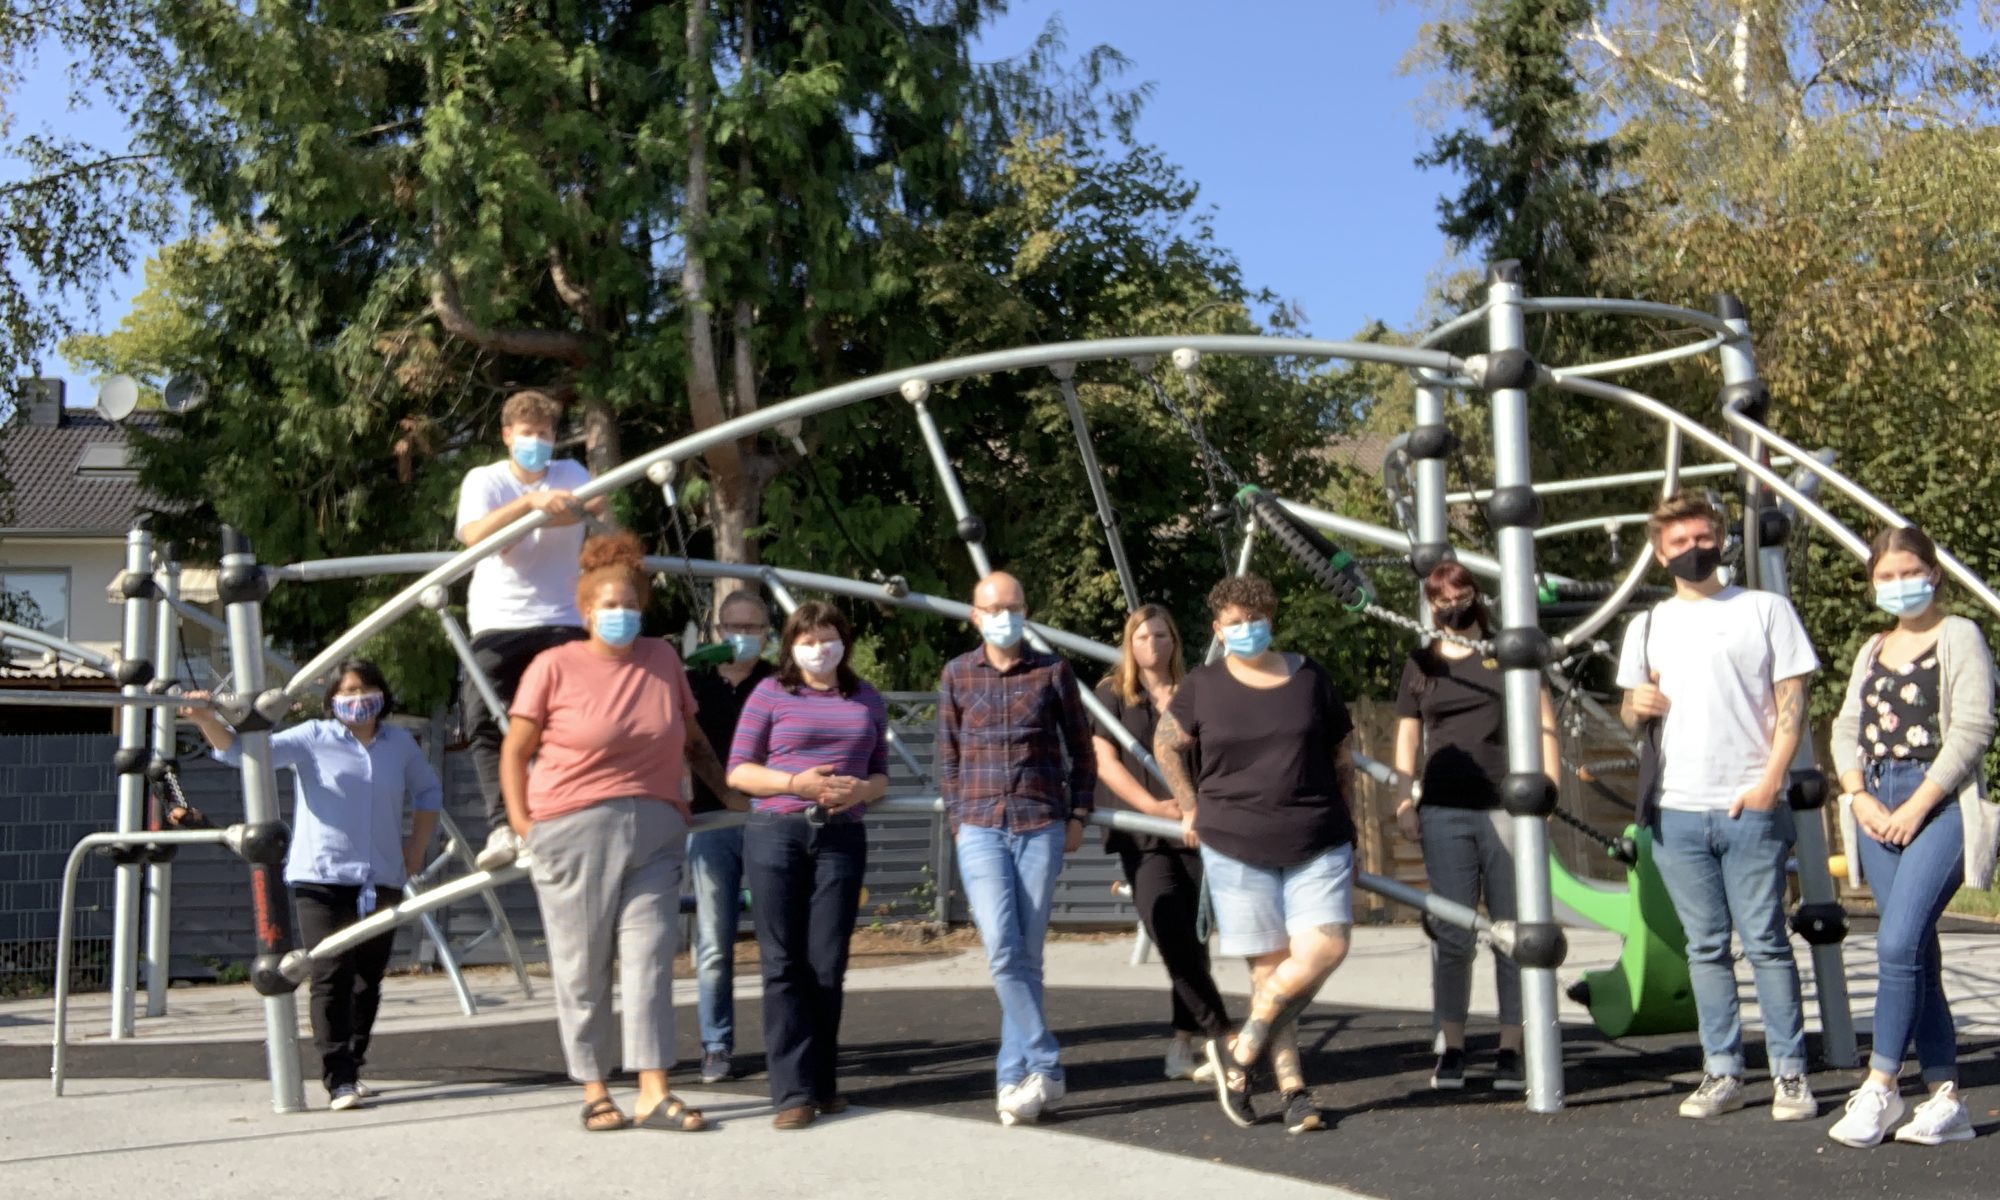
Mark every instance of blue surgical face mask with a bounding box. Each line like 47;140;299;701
594;607;642;647
330;691;384;726
980;611;1026;650
1875;576;1936;618
726;632;764;663
1221;619;1273;658
510;435;554;473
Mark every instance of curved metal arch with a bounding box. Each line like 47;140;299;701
284;335;1472;696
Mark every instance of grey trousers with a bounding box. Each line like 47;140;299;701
1420;806;1521;1028
527;797;688;1082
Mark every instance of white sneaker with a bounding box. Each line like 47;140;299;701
1164;1039;1200;1081
1191;1058;1217;1084
474;828;519;872
1678;1074;1747;1119
1771;1074;1818;1121
1894;1083;1974;1146
996;1081;1043;1127
1828;1082;1905;1148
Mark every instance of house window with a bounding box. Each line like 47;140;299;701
0;568;70;639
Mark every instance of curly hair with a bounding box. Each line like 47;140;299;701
500;389;563;431
1206;573;1278;620
576;531;647;614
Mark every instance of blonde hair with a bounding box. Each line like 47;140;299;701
1110;604;1185;706
576;532;646;614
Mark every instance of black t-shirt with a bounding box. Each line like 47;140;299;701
688;661;777;814
1167;655;1356;869
1092;677;1192;856
1394;647;1508;810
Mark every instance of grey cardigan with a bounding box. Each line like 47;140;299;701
1831;614;1998;887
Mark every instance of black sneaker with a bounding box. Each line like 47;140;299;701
1493;1049;1525;1093
1430;1047;1466;1091
1204;1038;1258;1128
1282;1088;1323;1134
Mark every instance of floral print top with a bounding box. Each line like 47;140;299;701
1862;644;1942;763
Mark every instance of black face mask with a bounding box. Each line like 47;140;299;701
1665;543;1723;583
1435;601;1480;631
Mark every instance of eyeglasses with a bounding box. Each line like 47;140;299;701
975;603;1027;617
718;623;769;636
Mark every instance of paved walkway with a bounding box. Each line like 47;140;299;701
4;923;2000;1200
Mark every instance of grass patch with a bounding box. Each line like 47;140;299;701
1946;884;2000;920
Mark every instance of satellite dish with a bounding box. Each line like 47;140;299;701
163;373;208;414
95;374;141;423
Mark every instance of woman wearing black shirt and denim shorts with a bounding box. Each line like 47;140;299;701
1155;573;1356;1135
1392;562;1559;1094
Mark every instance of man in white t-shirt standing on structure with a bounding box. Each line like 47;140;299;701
457;389;605;870
1617;490;1819;1123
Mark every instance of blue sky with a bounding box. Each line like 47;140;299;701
23;2;1460;409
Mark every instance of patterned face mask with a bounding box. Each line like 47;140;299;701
331;691;384;726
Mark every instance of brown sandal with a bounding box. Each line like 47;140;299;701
580;1096;629;1132
634;1094;709;1132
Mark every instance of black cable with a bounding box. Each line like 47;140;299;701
797;446;893;581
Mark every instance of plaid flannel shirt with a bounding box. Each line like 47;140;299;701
936;645;1097;832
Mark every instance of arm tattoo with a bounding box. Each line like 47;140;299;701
685;727;732;798
1775;676;1807;738
1153;709;1198;810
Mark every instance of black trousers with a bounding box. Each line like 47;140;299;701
744;812;867;1110
1117;843;1232;1038
292;883;404;1092
462;625;585;828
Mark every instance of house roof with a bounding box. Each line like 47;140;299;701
0;409;165;536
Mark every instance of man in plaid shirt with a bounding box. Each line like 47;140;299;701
938;570;1097;1127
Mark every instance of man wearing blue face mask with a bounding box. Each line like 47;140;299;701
684;588;772;1084
937;570;1097;1127
1616;490;1819;1123
455;389;606;871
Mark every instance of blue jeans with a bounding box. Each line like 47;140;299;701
686;825;745;1054
1860;759;1964;1083
744;811;867;1110
955;823;1066;1089
1653;806;1807;1078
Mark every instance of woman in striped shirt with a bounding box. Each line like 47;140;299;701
726;600;891;1129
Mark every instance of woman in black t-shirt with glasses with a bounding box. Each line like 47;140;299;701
1156;573;1356;1136
1093;604;1233;1084
1391;562;1560;1094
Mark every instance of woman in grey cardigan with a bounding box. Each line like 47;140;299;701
1827;526;1996;1150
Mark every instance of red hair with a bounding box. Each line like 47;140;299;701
576;532;646;612
1421;561;1491;637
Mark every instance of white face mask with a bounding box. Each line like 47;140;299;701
792;640;844;675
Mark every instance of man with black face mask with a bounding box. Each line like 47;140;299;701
1616;490;1820;1124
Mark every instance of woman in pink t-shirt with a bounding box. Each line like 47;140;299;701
501;533;740;1133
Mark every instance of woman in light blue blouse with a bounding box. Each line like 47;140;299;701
184;659;442;1111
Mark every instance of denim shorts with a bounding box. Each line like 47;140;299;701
1199;843;1355;958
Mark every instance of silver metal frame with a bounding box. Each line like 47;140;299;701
108;522;155;1040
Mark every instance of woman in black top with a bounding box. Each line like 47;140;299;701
1156;573;1356;1135
1391;562;1560;1094
1092;604;1232;1083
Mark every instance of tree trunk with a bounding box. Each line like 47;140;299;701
680;0;769;614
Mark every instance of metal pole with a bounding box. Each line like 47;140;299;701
1714;313;1858;1070
1052;365;1142;611
109;519;157;1039
1411;380;1452;578
143;552;181;1019
1485;263;1566;1113
218;527;307;1114
51;828;236;1095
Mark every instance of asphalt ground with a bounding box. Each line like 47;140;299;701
9;984;1997;1200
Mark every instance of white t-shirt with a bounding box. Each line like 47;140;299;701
1615;586;1818;812
455;459;592;635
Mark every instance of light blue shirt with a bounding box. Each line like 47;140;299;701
216;720;443;894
